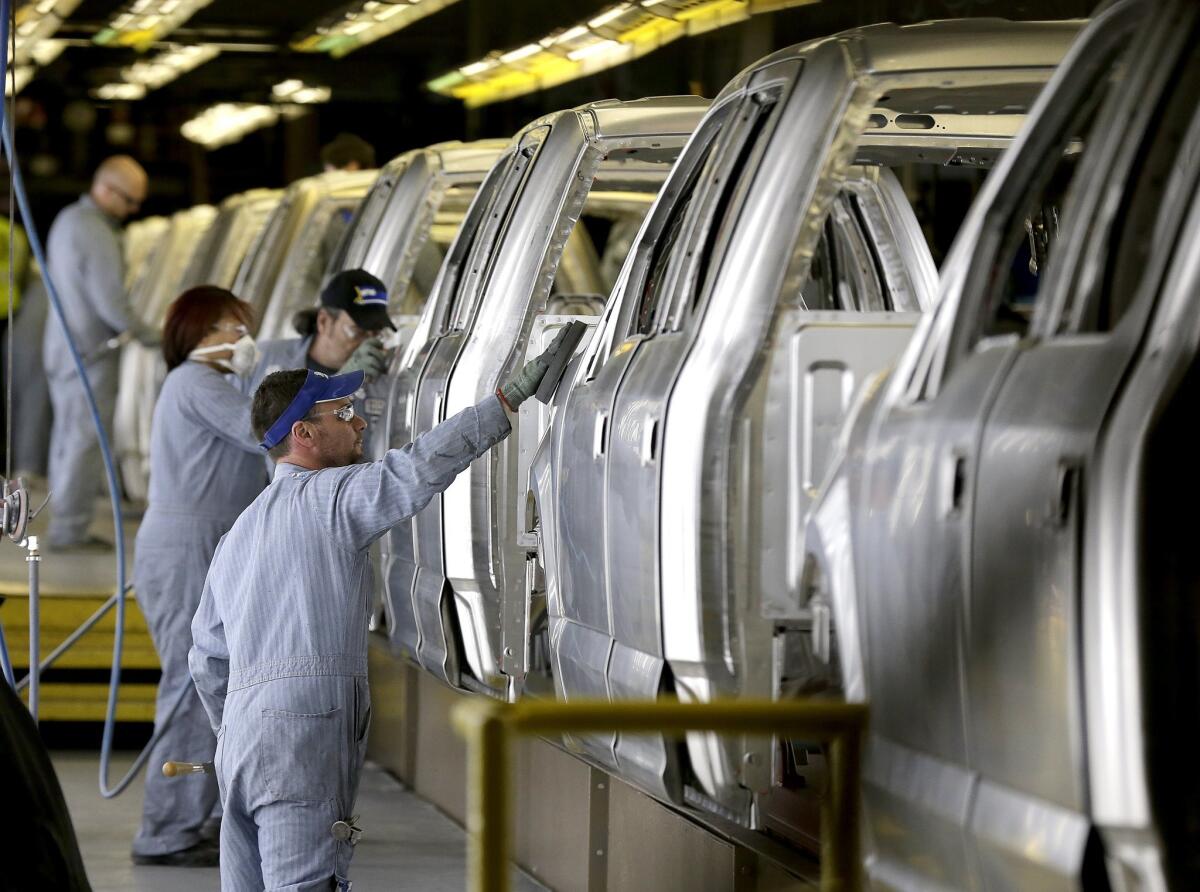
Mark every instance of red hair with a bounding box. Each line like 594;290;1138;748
162;286;254;370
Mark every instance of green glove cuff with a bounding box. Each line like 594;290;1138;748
500;357;548;409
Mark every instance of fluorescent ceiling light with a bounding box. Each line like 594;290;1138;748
181;102;278;149
273;79;331;104
11;0;82;65
567;39;621;61
29;38;66;66
553;25;590;44
293;0;462;58
120;43;219;91
459;59;495;77
5;65;35;97
93;82;147;100
94;0;215;50
500;43;541;64
428;0;820;108
588;4;632;28
290;86;331;104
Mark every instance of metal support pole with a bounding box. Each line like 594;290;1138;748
26;534;40;723
456;700;511;892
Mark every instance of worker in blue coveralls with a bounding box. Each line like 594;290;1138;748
189;323;576;891
43;156;156;551
130;286;268;868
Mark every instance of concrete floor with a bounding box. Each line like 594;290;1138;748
56;751;547;891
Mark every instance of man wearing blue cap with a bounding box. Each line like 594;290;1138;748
188;323;574;891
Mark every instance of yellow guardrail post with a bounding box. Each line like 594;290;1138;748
452;698;867;892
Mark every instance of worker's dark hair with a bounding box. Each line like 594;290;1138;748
320;133;375;171
292;307;319;337
251;368;310;459
163;286;254;371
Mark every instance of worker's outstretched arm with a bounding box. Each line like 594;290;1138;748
322;324;580;550
325;395;511;550
188;574;230;733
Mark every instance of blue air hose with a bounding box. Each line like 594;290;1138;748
0;614;14;688
1;0;188;796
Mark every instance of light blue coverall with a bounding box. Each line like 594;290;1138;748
189;396;510;891
132;361;268;857
43;195;137;544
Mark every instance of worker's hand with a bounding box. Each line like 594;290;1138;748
499;324;576;410
338;339;389;381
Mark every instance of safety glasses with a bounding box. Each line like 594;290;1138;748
308;402;356;423
212;322;249;336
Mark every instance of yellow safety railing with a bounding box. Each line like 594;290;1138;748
451;698;868;892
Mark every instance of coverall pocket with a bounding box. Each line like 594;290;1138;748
261;706;341;802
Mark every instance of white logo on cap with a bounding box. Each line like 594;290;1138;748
353;285;386;305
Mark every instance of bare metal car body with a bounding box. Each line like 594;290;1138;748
378;97;707;692
115;204;216;501
802;1;1199;887
178;188;282;294
123;216;169;291
240;169;375;340
531;18;1076;832
315;140;507;458
115;190;281;502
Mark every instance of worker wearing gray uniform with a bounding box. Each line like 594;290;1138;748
251;268;392;466
131;286;268;867
189;324;574;891
252;268;391;388
43;155;153;550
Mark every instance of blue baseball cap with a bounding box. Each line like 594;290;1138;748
259;369;365;452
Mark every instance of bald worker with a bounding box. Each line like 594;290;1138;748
44;156;155;551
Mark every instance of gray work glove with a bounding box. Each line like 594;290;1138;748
338;339;389;381
499;324;575;410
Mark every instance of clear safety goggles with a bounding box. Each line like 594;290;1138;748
212;322;250;337
308;402;356;423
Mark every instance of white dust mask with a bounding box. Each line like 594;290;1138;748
190;334;260;377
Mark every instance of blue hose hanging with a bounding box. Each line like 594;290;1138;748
0;0;188;796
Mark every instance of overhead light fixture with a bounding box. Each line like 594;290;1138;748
292;0;462;58
5;65;35;97
93;82;147;100
11;0;81;66
94;0;215;50
272;79;332;104
428;0;820;109
181;102;279;149
29;38;66;66
588;4;632;29
499;43;541;64
121;43;219;91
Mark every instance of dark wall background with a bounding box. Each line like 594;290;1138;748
11;0;1094;237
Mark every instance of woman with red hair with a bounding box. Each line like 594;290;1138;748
130;285;266;867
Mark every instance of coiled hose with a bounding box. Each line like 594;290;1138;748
1;0;189;797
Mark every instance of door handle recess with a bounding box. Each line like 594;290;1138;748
641;417;660;465
593;413;608;459
1051;459;1081;527
944;452;967;517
